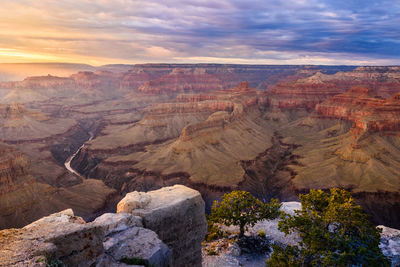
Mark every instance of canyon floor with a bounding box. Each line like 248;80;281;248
0;64;399;230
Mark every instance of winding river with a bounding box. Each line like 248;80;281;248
64;133;93;177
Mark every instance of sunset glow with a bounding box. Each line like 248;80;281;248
1;0;399;65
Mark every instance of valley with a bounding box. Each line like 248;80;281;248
0;64;399;230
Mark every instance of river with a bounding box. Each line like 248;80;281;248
64;133;93;177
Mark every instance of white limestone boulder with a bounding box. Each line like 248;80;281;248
117;184;207;267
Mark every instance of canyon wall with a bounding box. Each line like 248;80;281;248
1;64;399;231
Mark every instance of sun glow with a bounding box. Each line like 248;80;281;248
0;49;60;62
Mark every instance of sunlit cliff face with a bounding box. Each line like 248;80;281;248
0;0;399;65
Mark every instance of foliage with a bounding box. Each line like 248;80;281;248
207;249;218;255
205;217;226;242
120;256;152;266
209;191;281;237
36;254;64;267
45;258;64;267
237;235;271;254
258;230;266;238
268;244;300;267
266;188;391;267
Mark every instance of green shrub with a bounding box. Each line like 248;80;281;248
120;256;149;266
207;249;218;256
209;191;280;237
205;217;225;242
36;255;63;267
266;188;391;267
258;230;266;238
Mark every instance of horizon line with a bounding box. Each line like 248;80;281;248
2;62;400;67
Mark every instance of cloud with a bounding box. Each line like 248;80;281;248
0;0;399;65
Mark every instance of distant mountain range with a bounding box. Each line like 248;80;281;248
0;63;142;81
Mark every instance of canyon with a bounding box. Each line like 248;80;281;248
0;64;399;232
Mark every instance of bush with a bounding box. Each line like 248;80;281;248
205;217;225;242
207;249;218;256
237;235;271;255
36;254;64;267
120;257;150;266
258;230;266;238
209;191;280;237
266;188;391;266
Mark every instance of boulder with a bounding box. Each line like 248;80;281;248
0;209;104;266
117;191;151;213
0;209;170;267
103;227;172;267
378;225;400;266
91;212;143;236
0;185;204;267
117;184;207;266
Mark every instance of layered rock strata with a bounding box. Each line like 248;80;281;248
82;82;272;191
0;103;77;142
315;87;400;134
269;66;400;110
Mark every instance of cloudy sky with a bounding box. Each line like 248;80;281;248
0;0;399;65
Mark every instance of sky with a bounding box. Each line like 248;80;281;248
0;0;400;65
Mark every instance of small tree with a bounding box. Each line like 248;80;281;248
209;191;280;238
267;188;391;266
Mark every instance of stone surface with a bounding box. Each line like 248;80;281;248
378;225;400;266
117;192;152;214
117;184;207;267
104;226;172;267
95;254;135;267
0;208;171;267
0;185;205;267
91;212;143;236
315;86;400;134
0;209;104;266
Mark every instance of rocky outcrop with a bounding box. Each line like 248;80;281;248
119;68;154;90
89;83;272;189
378;225;400;266
70;71;126;97
146;100;234;115
138;67;224;94
314;87;400;134
0;144;28;195
0;177;117;230
117;185;207;267
269;80;343;110
0;185;206;267
18;75;75;90
0;103;77;142
80;82;262;153
269;66;400;110
0;209;170;267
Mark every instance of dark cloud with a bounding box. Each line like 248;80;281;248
0;0;399;64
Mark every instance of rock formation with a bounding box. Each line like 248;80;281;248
117;185;207;266
0;63;399;232
0;185;206;267
269;79;343;110
0;103;77;143
315;86;400;134
76;82;272;192
138;68;224;94
268;66;400;110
